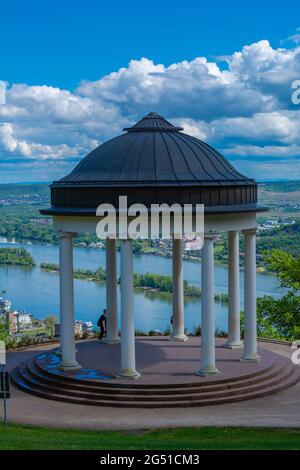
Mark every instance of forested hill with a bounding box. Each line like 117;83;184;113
257;222;300;258
0;182;299;258
0;183;49;206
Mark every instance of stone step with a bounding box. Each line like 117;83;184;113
12;361;299;406
26;359;286;396
34;356;275;389
17;366;292;402
11;366;299;408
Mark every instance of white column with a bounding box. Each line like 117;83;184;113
58;231;80;370
171;238;187;341
118;239;140;379
241;228;260;362
197;234;220;376
224;231;243;349
103;238;120;344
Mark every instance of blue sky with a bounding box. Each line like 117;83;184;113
1;0;300;182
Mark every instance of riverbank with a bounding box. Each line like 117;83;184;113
40;262;229;303
0;237;271;273
0;241;283;335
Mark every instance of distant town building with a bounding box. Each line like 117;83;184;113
6;311;17;334
3;309;32;334
55;320;94;338
82;321;93;333
16;312;32;325
75;321;83;337
0;297;11;314
264;219;279;228
257;218;296;232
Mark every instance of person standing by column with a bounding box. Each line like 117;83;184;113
97;309;108;340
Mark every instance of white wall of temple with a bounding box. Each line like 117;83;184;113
52;211;257;236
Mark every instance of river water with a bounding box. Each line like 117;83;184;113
0;242;283;334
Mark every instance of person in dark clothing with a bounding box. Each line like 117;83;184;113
97;309;107;340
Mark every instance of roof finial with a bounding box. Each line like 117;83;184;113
123;112;184;132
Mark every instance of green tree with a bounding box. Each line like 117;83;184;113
0;248;35;266
256;250;300;341
264;249;300;290
44;315;57;338
257;293;300;341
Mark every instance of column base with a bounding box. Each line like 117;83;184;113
240;353;261;363
59;347;78;353
58;361;81;371
102;337;121;345
169;334;188;342
223;340;243;349
196;365;220;377
117;368;141;380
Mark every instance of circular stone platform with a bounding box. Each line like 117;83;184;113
12;337;299;408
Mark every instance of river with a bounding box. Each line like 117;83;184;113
0;241;283;334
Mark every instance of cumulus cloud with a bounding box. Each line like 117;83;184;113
0;38;300;181
0;123;97;160
224;144;300;158
181;110;300;147
77;55;273;120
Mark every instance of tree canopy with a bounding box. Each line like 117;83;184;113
256;250;300;341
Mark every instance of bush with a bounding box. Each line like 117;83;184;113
215;328;227;338
193;325;202;336
134;329;147;336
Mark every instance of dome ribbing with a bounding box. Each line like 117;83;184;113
40;112;266;216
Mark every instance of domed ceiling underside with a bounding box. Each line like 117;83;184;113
41;113;267;215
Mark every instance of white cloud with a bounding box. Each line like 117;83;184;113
224;144;300;158
0;123;98;160
1;38;300;180
234;159;300;181
280;27;300;45
77;55;272;120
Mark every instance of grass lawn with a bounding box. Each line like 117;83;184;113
0;424;300;450
19;327;46;337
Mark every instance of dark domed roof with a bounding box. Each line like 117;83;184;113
59;112;249;187
41;112;267;215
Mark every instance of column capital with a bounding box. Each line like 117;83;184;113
204;232;219;241
57;230;76;240
241;227;257;236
